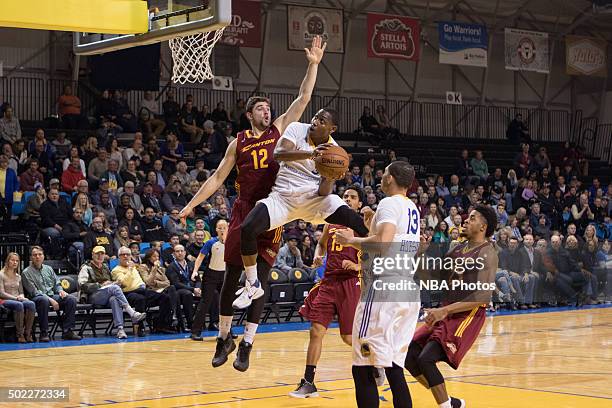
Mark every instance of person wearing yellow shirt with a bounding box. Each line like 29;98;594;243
111;246;174;334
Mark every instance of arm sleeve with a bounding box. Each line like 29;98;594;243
375;198;400;228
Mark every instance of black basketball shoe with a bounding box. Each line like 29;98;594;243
233;340;253;372
289;379;319;398
212;335;236;368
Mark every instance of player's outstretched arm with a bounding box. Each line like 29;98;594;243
335;222;397;250
179;139;238;219
273;36;326;135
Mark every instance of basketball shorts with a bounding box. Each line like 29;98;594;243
352;287;420;368
258;191;346;230
412;306;486;369
299;276;360;335
225;198;281;267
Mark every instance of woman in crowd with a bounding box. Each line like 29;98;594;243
114;226;131;255
62;146;87;176
300;234;315;269
118;208;143;242
425;202;442;229
121;159;144;187
361;164;376;188
80;136;99;164
106;139;124;170
138;249;179;328
74;192;93;226
0;253;35;342
584;224;597;245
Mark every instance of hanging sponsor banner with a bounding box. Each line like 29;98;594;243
566;36;608;77
504;28;549;73
219;0;262;48
438;21;487;67
366;13;420;61
287;5;344;53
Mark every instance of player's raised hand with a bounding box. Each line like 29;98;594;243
360;206;375;227
305;35;327;65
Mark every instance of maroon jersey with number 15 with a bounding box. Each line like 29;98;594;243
324;224;361;278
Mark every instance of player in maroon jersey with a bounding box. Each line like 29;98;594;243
404;205;498;408
179;35;327;371
289;185;372;398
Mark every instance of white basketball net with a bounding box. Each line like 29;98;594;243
169;27;225;84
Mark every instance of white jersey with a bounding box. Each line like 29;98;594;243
272;122;337;196
352;193;421;368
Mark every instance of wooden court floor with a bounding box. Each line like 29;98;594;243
1;307;611;408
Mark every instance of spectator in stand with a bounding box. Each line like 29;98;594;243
93;190;118;227
210;101;230;123
165;244;200;330
142;207;167;242
30;139;53;180
121;159;145;187
196;104;212;127
88;149;109;185
112;246;174;334
141;181;163;214
173;161;193;193
514;143;533;178
161;180;188;213
97;118;123;147
165;208;189;239
19;158;44;192
114;226;131;254
22;246;81;342
13;139;29;169
61;157;86;193
186;229;207;264
180;100;204;143
533;146;552;172
97;89;115;123
122;181;143;214
546;235;586;305
112;90;137;132
455;149;478;186
425;203;442;229
73;192;93;226
138;91;166;137
79;245;146;339
129;242;142;265
203;121;229;170
57;85;84;129
62;207;88;264
118;207;143;242
160;131;184;174
572;193;595;236
84;216;116;259
274;232;305;273
0;106;22;144
24;183;45;231
39;188;72;242
470;150;489;183
349;165;362;186
230;98;246;129
0;252;36;343
506;113;530;144
151;159;167;190
101;159;123;195
375;105;399;140
123;134;144;163
359;106;381;141
162;89;181;130
80;136;98;164
62;146;87;177
361;164;375;188
106;139;124;170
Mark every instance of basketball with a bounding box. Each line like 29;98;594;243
315;145;350;179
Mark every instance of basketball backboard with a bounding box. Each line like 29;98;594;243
73;0;230;55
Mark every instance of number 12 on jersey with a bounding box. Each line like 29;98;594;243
251;149;268;170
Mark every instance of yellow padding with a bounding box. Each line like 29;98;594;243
0;0;148;34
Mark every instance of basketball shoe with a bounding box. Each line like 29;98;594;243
233;340;253;372
289;379;319;398
212;335;236;367
232;279;264;309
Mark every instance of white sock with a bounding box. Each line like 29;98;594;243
439;399;451;408
218;315;233;339
244;265;258;285
123;304;136;317
243;322;258;344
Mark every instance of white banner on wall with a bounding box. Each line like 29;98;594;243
504;28;550;73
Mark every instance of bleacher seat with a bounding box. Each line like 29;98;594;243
109;258;119;270
268;268;289;284
288;268;311;283
162;214;170;227
59;192;72;205
140;242;151;254
293;282;315;303
269;283;294;303
44;259;76;275
161;242;172;251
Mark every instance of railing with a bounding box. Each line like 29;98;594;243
0;76;581;146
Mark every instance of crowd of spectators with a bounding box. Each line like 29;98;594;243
0;88;610;343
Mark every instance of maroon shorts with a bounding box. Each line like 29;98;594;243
224;199;281;267
299;276;360;335
412;306;486;369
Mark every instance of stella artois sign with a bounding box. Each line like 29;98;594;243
367;13;420;61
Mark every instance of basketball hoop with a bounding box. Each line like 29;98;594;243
169;27;225;84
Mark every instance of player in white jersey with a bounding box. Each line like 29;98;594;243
336;161;423;408
235;109;369;309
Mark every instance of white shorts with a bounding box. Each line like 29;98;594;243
258;191;346;230
352;288;420;368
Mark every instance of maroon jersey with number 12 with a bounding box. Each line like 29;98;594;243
324;225;361;278
224;126;283;267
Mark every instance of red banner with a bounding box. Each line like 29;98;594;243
219;0;262;48
367;13;420;61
